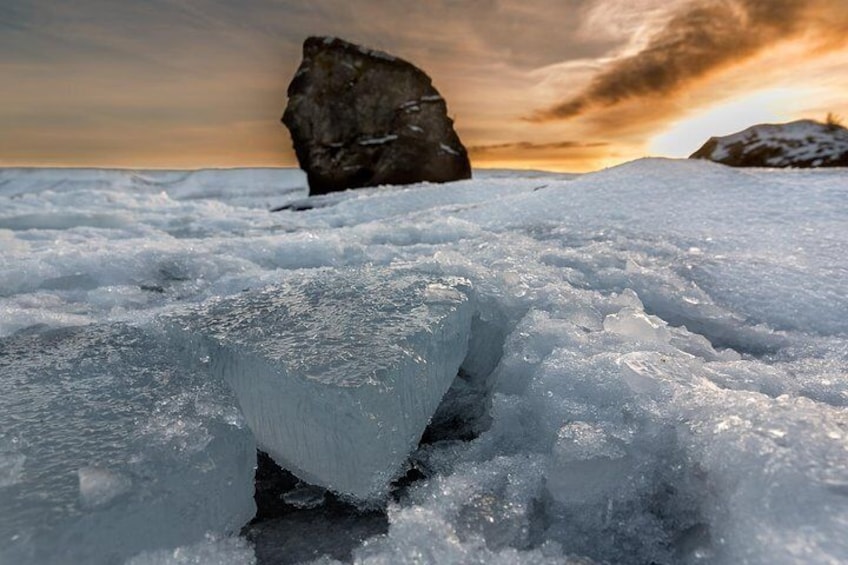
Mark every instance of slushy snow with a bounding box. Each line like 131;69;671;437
1;158;847;564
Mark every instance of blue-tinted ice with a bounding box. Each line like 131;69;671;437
2;162;847;563
0;325;256;565
167;267;473;501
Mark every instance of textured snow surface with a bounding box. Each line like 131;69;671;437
1;160;847;564
0;325;256;565
167;268;473;500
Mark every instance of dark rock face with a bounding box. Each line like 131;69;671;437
282;36;472;195
689;119;848;168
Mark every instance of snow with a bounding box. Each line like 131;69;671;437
165;268;473;500
1;159;847;564
358;135;399;146
439;143;460;156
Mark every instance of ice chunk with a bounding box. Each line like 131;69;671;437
603;307;671;345
0;325;256;565
547;422;631;506
167;267;473;501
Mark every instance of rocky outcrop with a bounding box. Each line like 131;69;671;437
282;36;471;195
689;119;848;168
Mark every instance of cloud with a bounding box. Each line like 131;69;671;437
468;140;609;154
531;0;848;121
1;0;627;168
467;138;618;172
3;0;844;169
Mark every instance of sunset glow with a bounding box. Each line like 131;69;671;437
2;0;846;172
649;87;819;158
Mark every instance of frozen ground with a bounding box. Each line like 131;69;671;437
1;160;846;564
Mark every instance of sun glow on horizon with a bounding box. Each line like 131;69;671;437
648;88;821;158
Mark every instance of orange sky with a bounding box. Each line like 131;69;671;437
1;0;846;172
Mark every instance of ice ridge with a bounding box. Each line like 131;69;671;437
167;266;474;501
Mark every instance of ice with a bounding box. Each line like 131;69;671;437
125;535;256;565
0;324;256;565
0;437;26;488
1;160;847;563
603;307;671;344
686;393;848;563
77;466;133;509
546;422;631;506
166;267;474;501
0;167;306;209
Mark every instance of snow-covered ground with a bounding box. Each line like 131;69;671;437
1;160;847;564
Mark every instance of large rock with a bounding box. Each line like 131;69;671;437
282;36;471;195
689;119;848;168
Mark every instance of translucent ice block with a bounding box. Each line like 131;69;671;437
167;268;473;501
0;324;256;565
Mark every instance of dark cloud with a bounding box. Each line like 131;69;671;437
532;0;848;121
0;0;624;168
2;0;845;169
0;0;619;74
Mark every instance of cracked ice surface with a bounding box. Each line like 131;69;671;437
0;324;256;565
1;161;848;564
167;267;473;501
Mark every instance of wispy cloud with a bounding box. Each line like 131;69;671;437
1;0;846;170
531;0;848;121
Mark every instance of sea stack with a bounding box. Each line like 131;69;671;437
282;36;472;196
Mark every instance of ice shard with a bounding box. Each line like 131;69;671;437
0;325;256;565
167;267;474;501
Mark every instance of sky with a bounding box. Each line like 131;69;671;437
1;0;847;172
